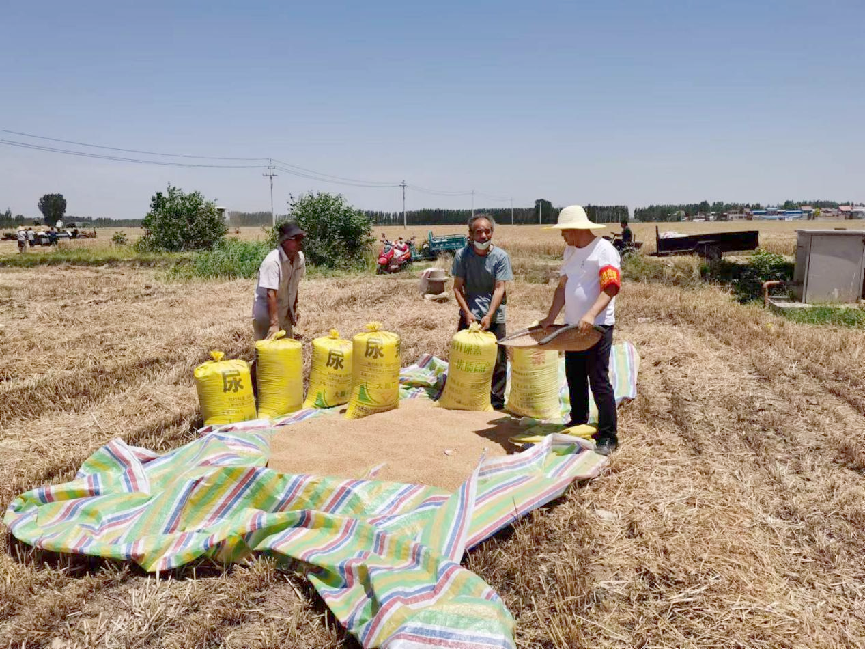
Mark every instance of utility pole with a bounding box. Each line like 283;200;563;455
510;197;514;225
400;180;407;229
538;200;542;225
263;159;278;226
471;190;475;218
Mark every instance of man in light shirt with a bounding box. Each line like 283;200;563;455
539;205;622;456
252;222;306;340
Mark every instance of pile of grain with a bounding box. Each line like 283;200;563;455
268;398;526;491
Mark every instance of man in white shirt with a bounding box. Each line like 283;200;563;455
252;222;306;340
539;205;622;455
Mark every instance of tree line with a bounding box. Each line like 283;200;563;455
1;191;146;229
67;216;144;227
635;200;846;222
0;210;144;229
364;201;628;226
227;211;286;227
4;192;854;232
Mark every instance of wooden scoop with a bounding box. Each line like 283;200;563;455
498;323;603;352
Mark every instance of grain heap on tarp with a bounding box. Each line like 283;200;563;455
269;398;526;490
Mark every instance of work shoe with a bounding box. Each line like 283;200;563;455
594;438;618;456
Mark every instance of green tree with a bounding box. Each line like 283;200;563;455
276;192;373;269
138;184;226;252
38;193;67;227
534;199;555;224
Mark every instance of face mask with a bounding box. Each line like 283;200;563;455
473;240;491;251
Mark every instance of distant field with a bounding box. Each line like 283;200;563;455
2;219;860;261
380;218;859;257
0;226;266;258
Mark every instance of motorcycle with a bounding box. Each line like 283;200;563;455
377;235;415;273
608;232;642;257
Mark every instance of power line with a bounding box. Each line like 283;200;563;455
406;184;473;196
475;191;511;202
1;128;515;200
271;158;399;187
0;139;264;169
1;128;268;161
270;163;400;188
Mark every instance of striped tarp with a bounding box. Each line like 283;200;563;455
4;344;639;649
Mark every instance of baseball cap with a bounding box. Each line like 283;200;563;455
278;222;306;242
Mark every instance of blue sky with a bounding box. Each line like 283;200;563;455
1;0;863;219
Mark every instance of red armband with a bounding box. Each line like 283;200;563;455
599;265;621;290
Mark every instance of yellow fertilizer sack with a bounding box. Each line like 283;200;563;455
255;332;304;419
438;323;498;411
303;329;353;409
345;322;401;419
194;351;257;426
506;348;561;420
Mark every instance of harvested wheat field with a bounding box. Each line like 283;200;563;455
2;260;865;648
379;218;853;258
1;218;847;260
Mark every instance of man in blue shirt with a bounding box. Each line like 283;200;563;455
452;214;514;409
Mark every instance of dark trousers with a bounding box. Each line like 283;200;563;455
565;325;616;441
457;315;507;408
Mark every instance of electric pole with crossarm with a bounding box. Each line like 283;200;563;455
263;159;278;226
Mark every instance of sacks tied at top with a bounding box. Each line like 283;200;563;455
438;323;498;411
345;322;401;419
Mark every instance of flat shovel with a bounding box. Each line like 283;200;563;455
497;323;604;352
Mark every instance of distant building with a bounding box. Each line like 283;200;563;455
839;205;865;219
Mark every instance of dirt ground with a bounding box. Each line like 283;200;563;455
1;263;865;648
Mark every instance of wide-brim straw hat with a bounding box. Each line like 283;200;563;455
544;205;605;230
